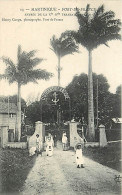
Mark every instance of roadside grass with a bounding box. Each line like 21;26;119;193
0;148;36;194
83;142;121;172
0;141;121;194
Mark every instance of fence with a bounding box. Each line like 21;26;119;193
7;142;27;149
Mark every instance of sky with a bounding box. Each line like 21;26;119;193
0;0;122;102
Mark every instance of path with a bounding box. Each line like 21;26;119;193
20;142;121;195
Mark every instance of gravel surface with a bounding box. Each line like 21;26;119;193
20;142;121;195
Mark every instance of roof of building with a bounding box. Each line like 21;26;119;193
0;102;17;114
112;118;122;124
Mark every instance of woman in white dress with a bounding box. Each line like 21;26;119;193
46;136;54;157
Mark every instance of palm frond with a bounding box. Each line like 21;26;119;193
5;66;18;83
2;45;52;85
27;50;37;58
73;4;121;50
75;9;88;28
50;35;61;56
21;69;53;85
18;50;45;71
0;74;7;80
29;58;45;67
0;71;17;84
2;56;17;83
50;47;55;53
94;5;104;18
2;57;15;68
84;4;90;18
50;32;79;58
60;32;79;57
100;11;115;21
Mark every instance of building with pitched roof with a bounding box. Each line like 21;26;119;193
0;102;17;142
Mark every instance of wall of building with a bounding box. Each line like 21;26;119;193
0;113;16;141
0;113;16;128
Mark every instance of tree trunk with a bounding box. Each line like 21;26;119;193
16;83;21;141
58;55;60;86
88;50;95;141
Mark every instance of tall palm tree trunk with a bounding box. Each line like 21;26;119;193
57;55;61;125
88;49;95;141
16;83;21;141
58;55;61;86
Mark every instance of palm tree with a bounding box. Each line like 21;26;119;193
0;45;53;141
72;5;121;141
50;31;79;86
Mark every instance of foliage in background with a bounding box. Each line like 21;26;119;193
0;95;26;112
25;73;121;130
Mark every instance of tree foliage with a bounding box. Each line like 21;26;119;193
1;45;53;85
26;91;70;125
66;73;120;128
73;4;121;50
26;101;41;125
25;73;121;129
50;31;79;58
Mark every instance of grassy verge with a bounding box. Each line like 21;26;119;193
0;148;36;194
83;142;121;172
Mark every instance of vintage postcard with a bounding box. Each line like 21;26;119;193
0;0;121;194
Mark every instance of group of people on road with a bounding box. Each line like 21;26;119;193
35;130;85;168
36;133;54;157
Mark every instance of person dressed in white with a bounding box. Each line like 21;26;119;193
75;144;84;168
62;132;68;151
46;135;54;157
36;134;42;156
74;134;84;152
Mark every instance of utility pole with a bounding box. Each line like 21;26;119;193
96;78;98;129
8;95;10;142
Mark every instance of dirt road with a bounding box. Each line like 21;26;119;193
20;142;121;195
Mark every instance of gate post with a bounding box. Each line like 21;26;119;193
35;121;45;143
99;124;107;147
1;126;8;148
28;121;45;150
70;122;77;147
69;122;83;148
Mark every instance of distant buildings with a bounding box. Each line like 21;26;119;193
111;118;122;130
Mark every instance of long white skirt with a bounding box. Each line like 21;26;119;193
46;145;53;156
75;149;84;165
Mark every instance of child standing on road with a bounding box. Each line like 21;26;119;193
75;144;84;168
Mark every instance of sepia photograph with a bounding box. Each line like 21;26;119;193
0;0;121;194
